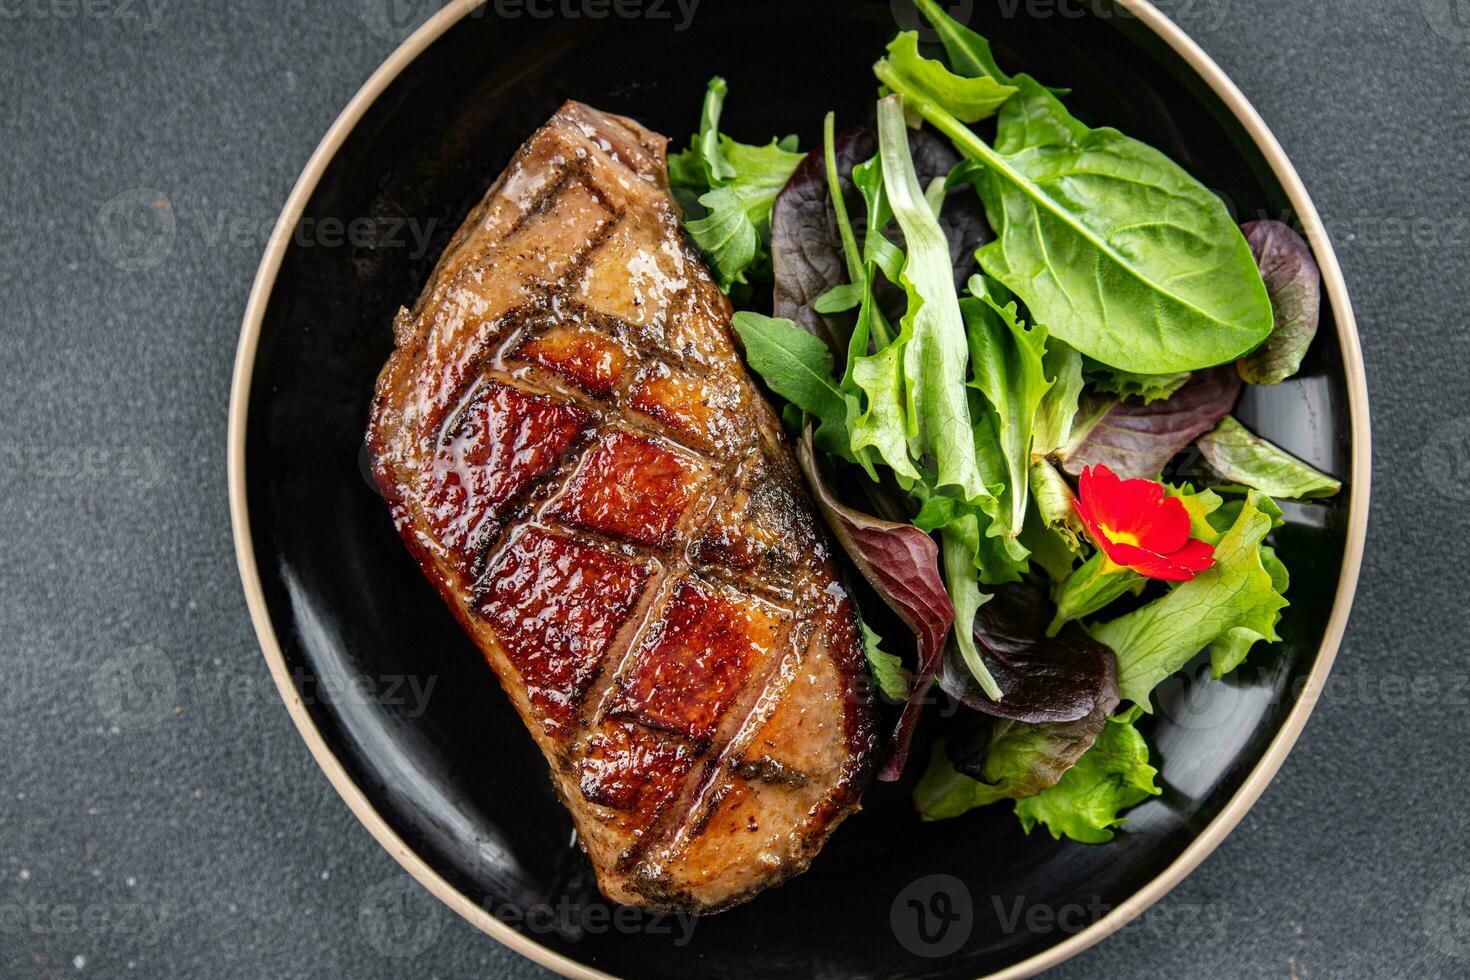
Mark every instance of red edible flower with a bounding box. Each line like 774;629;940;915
1075;464;1215;582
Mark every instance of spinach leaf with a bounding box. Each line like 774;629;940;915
1059;365;1241;479
731;312;853;460
1196;415;1341;500
913;0;1014;83
873;59;1274;373
1238;219;1323;384
669;77;805;292
1093;491;1289;708
1014;705;1160;843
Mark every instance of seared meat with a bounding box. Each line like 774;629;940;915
366;102;877;912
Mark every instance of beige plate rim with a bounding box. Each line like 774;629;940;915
226;1;1371;976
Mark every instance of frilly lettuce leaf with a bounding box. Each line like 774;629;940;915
1093;491;1290;708
961;275;1052;536
1086;363;1192;404
1014;705;1160;843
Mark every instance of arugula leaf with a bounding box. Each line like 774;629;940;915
883;32;1016;122
670;77;805;291
876;94;987;501
962;275;1051;536
1093;491;1289;708
1238;219;1323;385
873;59;1274;373
731;312;853;459
863;619;912;702
1196;415;1341;500
1014;705;1160;843
913;0;1014;83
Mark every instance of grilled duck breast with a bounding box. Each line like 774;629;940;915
366;102;877;913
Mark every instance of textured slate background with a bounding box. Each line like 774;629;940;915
2;0;1467;977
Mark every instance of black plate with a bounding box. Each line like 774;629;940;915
237;2;1360;976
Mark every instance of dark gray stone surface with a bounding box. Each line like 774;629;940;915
1;0;1465;977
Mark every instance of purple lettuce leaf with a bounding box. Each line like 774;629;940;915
939;582;1117;725
1059;366;1242;480
1237;220;1322;385
770;123;989;355
795;429;954;782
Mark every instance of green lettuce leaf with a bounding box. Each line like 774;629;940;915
1093;491;1290;708
961;275;1052;535
1049;551;1143;635
1196;415;1342;500
1087;364;1192;404
1014;705;1160;843
1028;457;1085;553
1032;338;1084;457
875;94;987;500
862;619;912;702
914;661;1121;821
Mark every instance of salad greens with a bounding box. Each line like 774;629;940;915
669;77;805;293
670;0;1339;843
874;49;1273;374
1196;415;1343;500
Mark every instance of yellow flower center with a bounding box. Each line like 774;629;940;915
1101;525;1140;548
